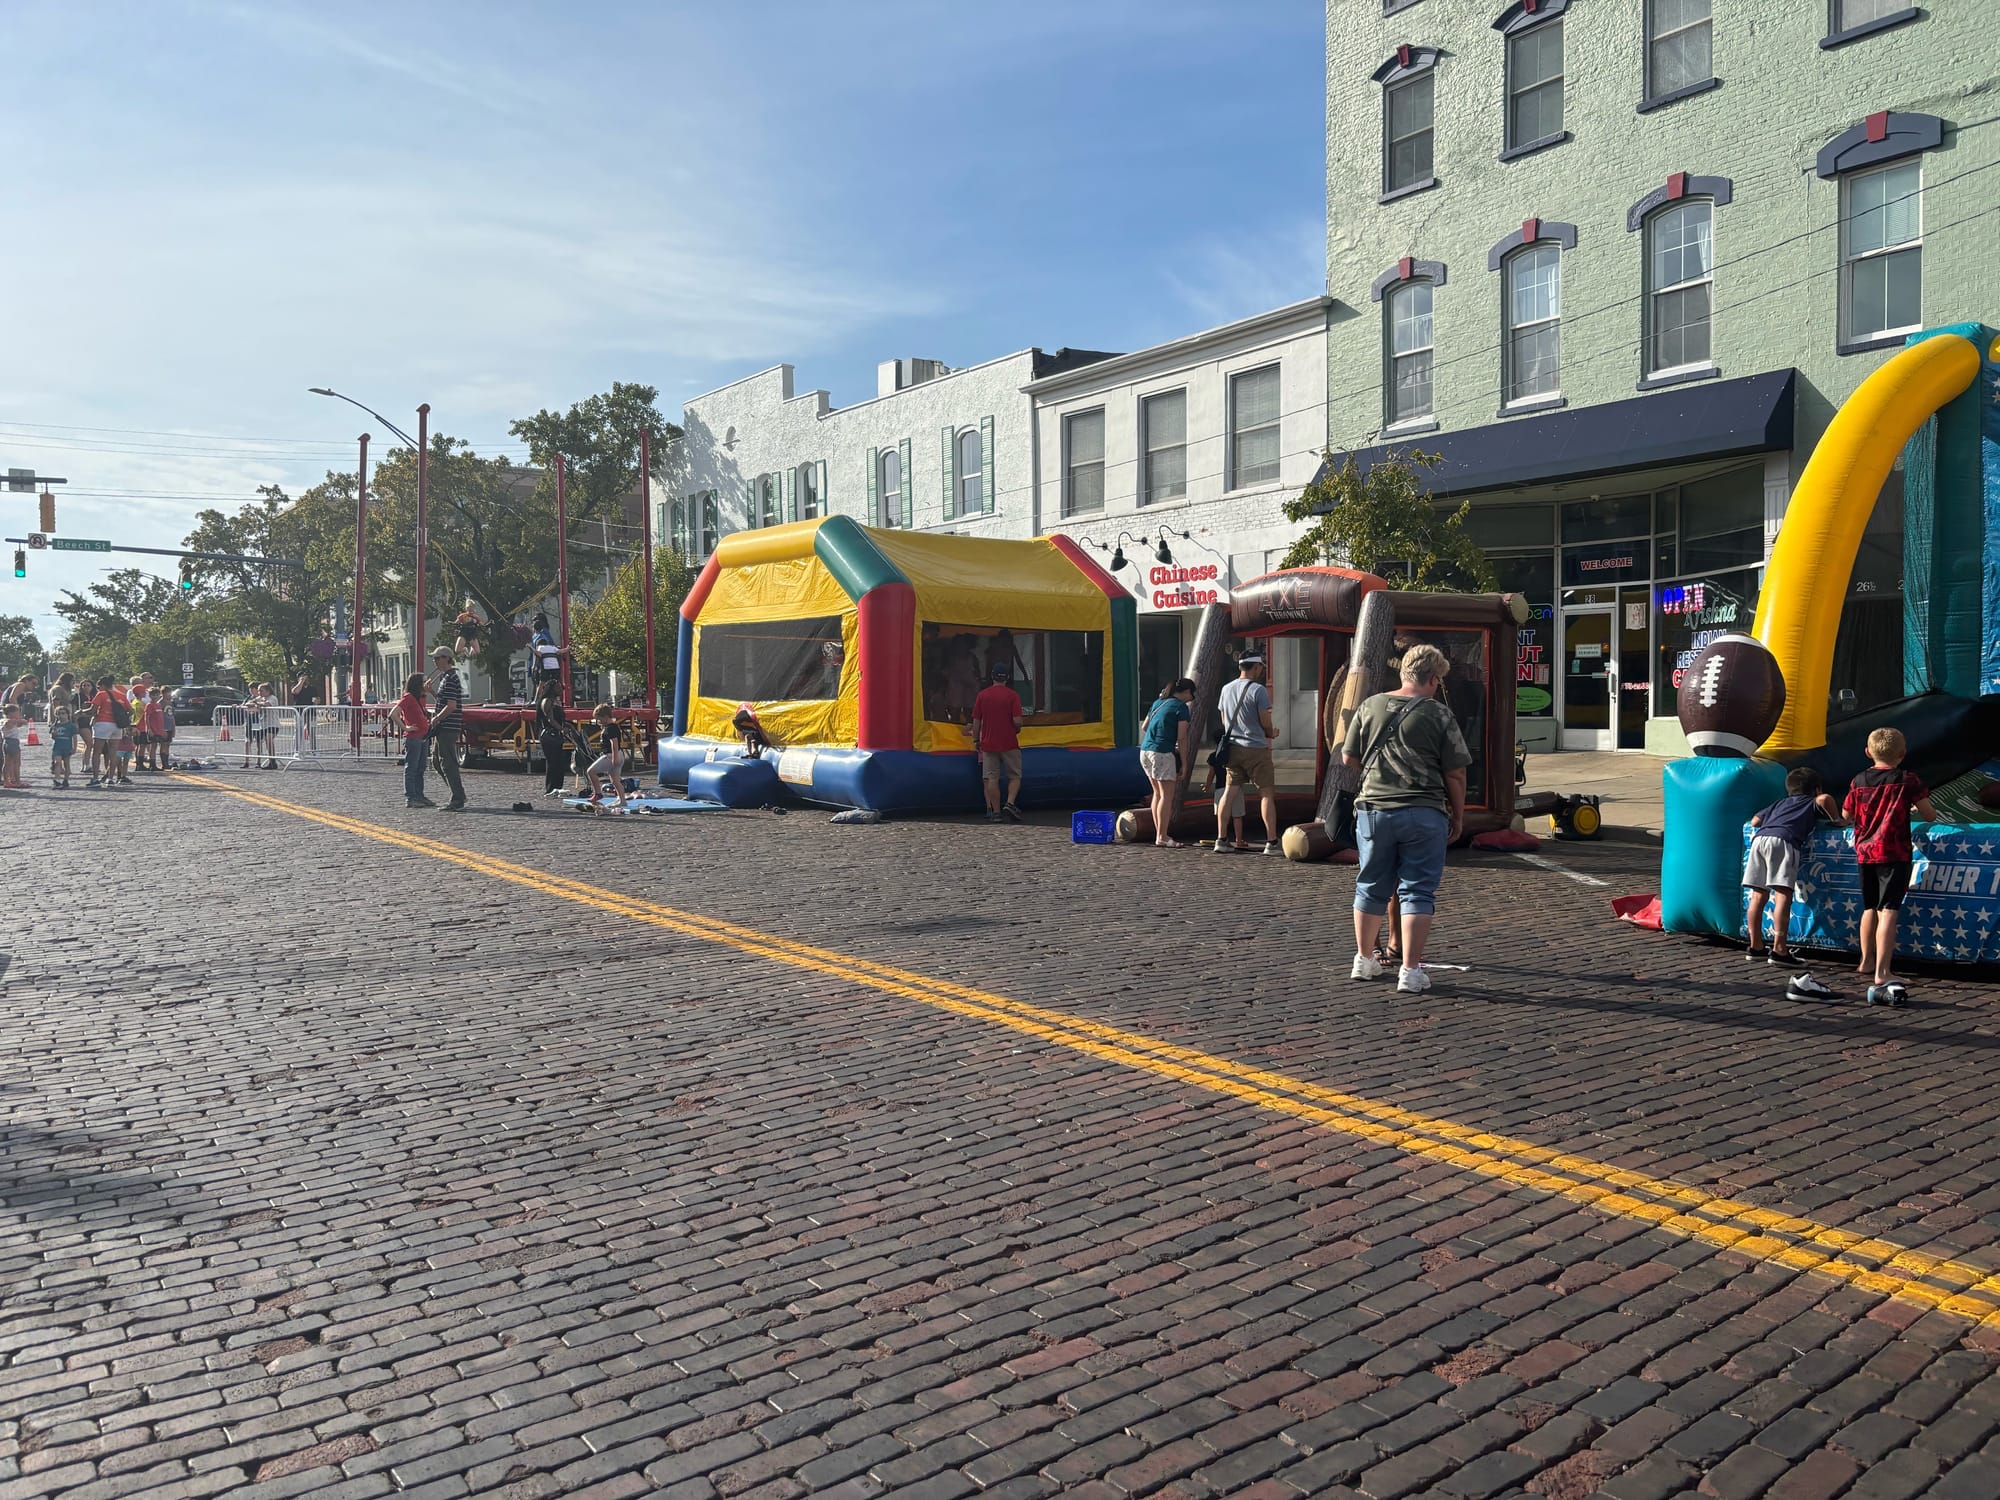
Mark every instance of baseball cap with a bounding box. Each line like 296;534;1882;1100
1238;652;1264;666
430;645;454;660
991;661;1012;679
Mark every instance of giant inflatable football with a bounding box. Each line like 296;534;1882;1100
1676;633;1785;757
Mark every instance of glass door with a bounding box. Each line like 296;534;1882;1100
1560;607;1614;751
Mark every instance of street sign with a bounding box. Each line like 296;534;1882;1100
49;537;111;552
25;533;46;549
7;468;33;492
182;663;195;684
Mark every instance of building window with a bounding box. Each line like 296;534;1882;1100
1833;0;1911;30
1503;244;1561;405
1646;0;1711;98
797;462;820;520
955;428;983;516
1841;159;1921;345
1384;73;1434;194
1142;390;1187;505
877;448;901;528
1506;20;1563;152
754;474;781;529
1228;366;1282;489
682;492;717;560
1645;200;1713;376
1064;409;1105;516
1386;281;1434;427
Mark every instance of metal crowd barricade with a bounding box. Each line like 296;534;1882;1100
209;703;306;768
288;705;400;768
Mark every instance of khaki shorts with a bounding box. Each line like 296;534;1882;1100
1224;745;1275;792
981;749;1022;783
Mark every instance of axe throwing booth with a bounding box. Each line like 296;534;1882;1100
1120;565;1524;849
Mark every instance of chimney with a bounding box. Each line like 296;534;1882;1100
877;358;952;397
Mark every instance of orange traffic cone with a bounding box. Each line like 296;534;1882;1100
25;725;38;746
219;723;232;740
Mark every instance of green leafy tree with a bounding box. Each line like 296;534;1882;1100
1281;447;1494;591
569;548;698;703
230;635;290;692
53;568;188;681
0;614;44;680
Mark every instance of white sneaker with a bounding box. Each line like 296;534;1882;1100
1397;966;1431;994
1350;953;1383;981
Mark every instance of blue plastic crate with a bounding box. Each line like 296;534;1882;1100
1071;810;1118;844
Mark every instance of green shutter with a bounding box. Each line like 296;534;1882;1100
941;426;955;519
817;459;828;519
786;468;798;523
899;438;913;529
866;447;879;526
980;416;995;516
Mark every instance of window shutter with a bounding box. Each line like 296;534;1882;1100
786;469;798;523
817;459;828;518
867;447;879;524
899;438;913;528
980;416;995;515
941;426;955;519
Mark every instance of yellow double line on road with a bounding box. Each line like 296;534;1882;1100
179;774;2000;1325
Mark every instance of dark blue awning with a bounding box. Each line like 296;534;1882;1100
1319;368;1796;502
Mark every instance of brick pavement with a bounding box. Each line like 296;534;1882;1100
3;764;2000;1498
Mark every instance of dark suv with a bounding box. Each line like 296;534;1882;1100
171;684;245;726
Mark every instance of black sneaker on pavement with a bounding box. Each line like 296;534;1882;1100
441;801;467;812
1787;972;1837;1001
407;797;437;808
1002;803;1023;822
1768;949;1807;967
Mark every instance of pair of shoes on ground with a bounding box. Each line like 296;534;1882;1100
1208;840;1280;855
1350;953;1431;993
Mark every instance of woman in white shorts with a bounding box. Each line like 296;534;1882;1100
1138;678;1197;848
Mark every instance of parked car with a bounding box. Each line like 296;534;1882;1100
171;684;245;725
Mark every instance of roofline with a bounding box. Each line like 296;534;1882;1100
681;348;1046;419
1021;296;1337;394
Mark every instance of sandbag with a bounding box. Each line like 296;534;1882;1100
1660;756;1787;938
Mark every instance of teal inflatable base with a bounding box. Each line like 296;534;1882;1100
1661;757;1787;939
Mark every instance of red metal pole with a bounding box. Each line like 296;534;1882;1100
415;403;430;671
640;426;657;715
352;432;370;750
555;454;572;709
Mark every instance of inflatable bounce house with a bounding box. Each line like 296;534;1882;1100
657;516;1150;812
1661;324;2000;964
1116;566;1529;852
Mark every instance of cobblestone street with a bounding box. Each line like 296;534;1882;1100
6;765;2000;1499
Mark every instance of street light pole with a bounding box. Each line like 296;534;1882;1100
640;427;657;716
352;433;369;751
415;403;430;669
555;454;572;709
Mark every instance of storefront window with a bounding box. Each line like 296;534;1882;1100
1393;628;1491;807
1561;492;1651;544
1679;464;1763;573
1462;503;1554;551
1489;553;1554;718
1138;615;1183;699
1561;538;1650;587
699;617;846;702
1829;460;1904;715
1653;568;1759;716
921;624;1103;725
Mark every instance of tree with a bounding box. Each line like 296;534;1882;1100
568;547;698;703
230;636;290;692
0;614;44;680
53;568;190;681
1281;448;1494;591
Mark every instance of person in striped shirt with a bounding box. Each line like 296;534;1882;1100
428;645;469;811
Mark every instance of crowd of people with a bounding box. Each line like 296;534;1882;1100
2;670;187;790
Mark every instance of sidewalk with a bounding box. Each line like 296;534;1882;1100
1522;747;1666;835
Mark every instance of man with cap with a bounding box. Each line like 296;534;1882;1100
1213;650;1280;854
427;644;469;810
970;659;1026;822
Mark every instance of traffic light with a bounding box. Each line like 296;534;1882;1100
178;557;195;592
11;548;23;579
38;491;55;533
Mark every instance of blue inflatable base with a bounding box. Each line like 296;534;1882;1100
1745;823;2000;963
686;755;784;808
657;737;1149;815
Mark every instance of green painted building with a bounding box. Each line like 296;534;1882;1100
1325;0;1999;752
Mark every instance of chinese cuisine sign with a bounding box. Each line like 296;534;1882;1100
1141;562;1229;613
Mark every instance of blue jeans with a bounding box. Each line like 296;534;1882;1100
404;736;427;801
1353;805;1449;916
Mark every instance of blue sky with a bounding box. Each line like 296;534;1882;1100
0;0;1324;644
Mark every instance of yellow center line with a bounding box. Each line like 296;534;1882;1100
173;773;2000;1325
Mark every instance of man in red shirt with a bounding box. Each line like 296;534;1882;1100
970;661;1025;823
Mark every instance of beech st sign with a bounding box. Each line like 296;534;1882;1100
1138;561;1228;613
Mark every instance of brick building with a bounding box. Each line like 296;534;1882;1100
1327;0;1998;751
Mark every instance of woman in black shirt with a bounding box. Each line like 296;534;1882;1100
534;679;572;795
